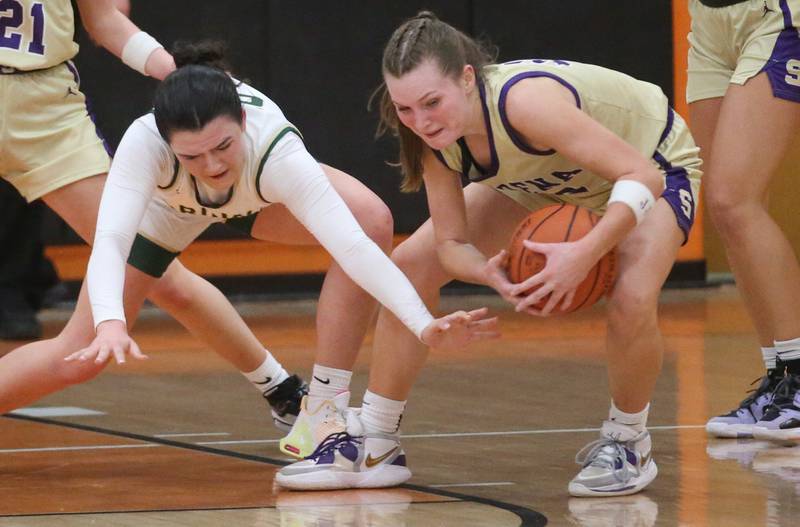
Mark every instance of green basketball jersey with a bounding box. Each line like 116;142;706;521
435;60;671;213
0;0;78;71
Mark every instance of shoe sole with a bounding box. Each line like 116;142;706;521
568;461;658;498
705;422;755;439
752;426;800;443
275;465;411;491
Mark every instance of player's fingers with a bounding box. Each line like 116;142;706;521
541;290;565;316
561;289;576;312
111;344;126;365
129;340;148;361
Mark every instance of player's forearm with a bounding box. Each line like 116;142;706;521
76;0;175;79
436;240;490;286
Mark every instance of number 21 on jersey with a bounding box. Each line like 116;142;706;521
0;0;45;55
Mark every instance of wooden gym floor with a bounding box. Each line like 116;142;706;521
0;284;797;526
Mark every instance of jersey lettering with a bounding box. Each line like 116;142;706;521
239;94;263;107
176;204;257;219
786;59;800;87
0;0;46;55
678;188;693;218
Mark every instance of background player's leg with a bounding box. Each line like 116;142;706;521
699;74;800;346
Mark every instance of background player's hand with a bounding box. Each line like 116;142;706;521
65;320;148;365
420;307;500;350
511;240;596;316
483;250;522;307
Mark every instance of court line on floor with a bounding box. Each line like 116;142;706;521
430;482;515;488
0;413;548;527
0;424;706;452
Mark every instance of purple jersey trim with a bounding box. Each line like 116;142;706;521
657;107;675;147
497;71;582;156
65;61;114;156
653;149;694;244
759;1;800;103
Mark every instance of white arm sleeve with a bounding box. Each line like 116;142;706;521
260;134;435;339
87;118;170;329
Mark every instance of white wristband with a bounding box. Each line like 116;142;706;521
121;31;163;76
607;179;656;225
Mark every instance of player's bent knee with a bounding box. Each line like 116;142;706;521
391;242;448;290
357;199;394;249
149;270;195;312
607;286;657;326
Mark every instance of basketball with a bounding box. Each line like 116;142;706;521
505;204;616;314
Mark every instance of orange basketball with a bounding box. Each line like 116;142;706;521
505;204;616;314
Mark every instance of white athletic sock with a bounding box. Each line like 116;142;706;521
361;390;406;434
761;346;778;371
307;365;352;407
608;400;649;433
241;351;289;396
775;337;800;363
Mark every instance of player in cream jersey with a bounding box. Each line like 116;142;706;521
274;12;702;495
435;59;699;237
0;0;79;71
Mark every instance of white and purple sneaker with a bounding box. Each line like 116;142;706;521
706;375;779;438
569;421;658;497
275;413;411;490
752;374;800;443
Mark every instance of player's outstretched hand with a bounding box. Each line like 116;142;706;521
420;307;500;350
64;320;148;365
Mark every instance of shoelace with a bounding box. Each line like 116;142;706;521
738;375;776;408
574;438;637;484
765;374;800;410
306;431;362;461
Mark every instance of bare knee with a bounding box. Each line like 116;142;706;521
148;267;195;312
391;240;449;293
704;181;764;240
607;284;658;336
354;197;394;252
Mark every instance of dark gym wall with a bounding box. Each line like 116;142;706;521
51;1;673;244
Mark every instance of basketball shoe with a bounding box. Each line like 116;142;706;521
275;412;411;490
705;374;780;438
569;420;658;497
280;391;352;458
264;374;308;432
752;373;800;442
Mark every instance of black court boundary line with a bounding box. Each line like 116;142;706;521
2;414;547;526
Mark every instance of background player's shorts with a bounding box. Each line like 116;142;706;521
127;197;263;278
0;62;111;201
688;0;800;103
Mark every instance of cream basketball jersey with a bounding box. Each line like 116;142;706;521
436;60;671;213
138;81;300;222
0;0;78;70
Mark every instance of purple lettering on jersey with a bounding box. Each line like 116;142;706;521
0;0;23;51
28;2;44;55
